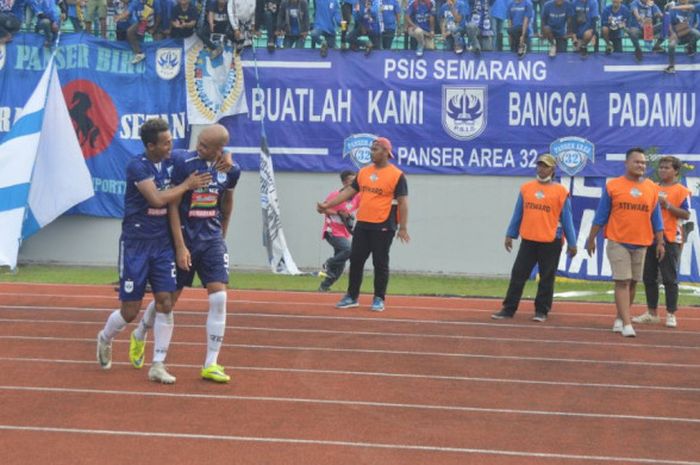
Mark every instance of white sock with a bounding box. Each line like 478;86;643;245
102;310;127;342
205;291;227;367
152;312;174;363
133;300;156;341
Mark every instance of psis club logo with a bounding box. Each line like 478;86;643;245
155;47;182;80
62;80;118;159
442;86;487;141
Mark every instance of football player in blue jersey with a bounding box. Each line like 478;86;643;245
96;118;212;384
130;124;240;383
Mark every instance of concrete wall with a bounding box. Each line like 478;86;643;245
18;172;526;276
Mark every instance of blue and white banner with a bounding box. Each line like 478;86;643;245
0;58;93;269
222;50;700;177
184;36;248;124
557;177;700;282
0;33;189;217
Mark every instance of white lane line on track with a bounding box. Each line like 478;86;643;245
1;335;699;368
2;356;699;393
1;317;699;351
2;385;700;424
7;291;700;320
2;305;700;336
1;425;698;465
0;283;690;308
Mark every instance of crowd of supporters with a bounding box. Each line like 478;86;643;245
1;0;698;70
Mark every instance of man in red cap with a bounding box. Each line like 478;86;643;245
317;136;409;312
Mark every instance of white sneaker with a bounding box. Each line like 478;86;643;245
548;44;556;57
148;362;176;384
632;312;660;324
612;318;623;333
622;324;636;337
96;331;112;370
666;313;677;328
131;53;146;65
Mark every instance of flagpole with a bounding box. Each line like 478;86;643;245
249;39;267;140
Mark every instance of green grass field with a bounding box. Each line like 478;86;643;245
2;265;700;306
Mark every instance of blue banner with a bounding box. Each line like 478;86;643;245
555;176;700;282
0;33;188;217
223;49;700;177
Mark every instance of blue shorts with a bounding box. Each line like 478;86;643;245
118;237;176;301
176;238;229;289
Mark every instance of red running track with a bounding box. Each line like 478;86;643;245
0;282;699;465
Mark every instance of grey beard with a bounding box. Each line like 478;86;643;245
536;175;552;183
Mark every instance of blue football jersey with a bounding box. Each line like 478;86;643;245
121;154;175;241
172;149;241;243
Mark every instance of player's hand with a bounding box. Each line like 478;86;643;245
316;202;329;213
186;171;212;190
214;150;233;172
659;197;670;209
656;242;665;261
567;246;577;258
585;237;596;257
504;237;513;252
176;246;192;271
397;228;410;244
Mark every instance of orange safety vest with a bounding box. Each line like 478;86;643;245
518;180;569;243
604;176;659;246
355;163;404;224
658;183;691;244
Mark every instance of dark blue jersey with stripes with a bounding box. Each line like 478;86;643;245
172;149;241;243
121;154;175;241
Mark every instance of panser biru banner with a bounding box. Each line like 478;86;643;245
0;33;188;218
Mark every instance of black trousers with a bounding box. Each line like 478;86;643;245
502;238;563;315
643;240;680;313
347;227;394;300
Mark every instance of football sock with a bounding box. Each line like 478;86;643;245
205;291;227;367
133;300;156;341
102;310;127;342
153;311;174;363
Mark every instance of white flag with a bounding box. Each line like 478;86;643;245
184;35;248;124
0;63;94;269
260;135;300;274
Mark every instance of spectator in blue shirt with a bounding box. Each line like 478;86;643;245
491;0;509;50
507;0;533;58
309;0;341;56
601;0;630;54
380;0;401;49
405;0;436;56
277;0;309;48
439;0;480;54
347;0;381;54
571;0;598;56
628;0;664;61
117;0;160;64
113;0;131;40
469;0;496;51
666;0;700;73
31;0;60;47
541;0;574;56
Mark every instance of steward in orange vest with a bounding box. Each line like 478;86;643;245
491;153;577;323
317;137;409;312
